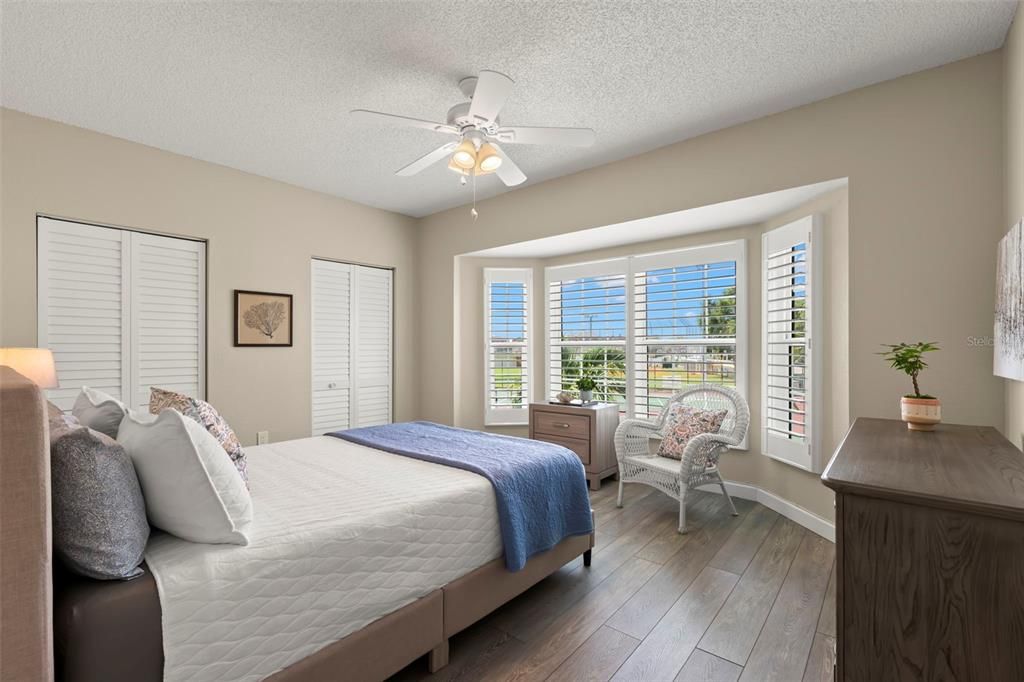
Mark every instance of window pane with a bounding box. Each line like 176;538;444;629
548;273;627;407
633;261;738;419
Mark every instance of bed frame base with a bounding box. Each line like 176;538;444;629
428;641;450;673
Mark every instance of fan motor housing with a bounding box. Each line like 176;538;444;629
446;102;500;135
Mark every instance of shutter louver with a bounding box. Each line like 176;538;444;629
38;218;128;410
130;232;205;408
311;259;352;434
354;266;392;427
762;215;821;471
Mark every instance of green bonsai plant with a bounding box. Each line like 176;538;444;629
575;375;597;392
878;341;940;398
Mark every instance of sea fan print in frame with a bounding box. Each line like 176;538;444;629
995;219;1024;381
234;290;293;347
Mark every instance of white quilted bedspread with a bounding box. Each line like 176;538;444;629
144;436;503;682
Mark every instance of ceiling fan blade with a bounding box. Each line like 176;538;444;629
494;126;596;147
351;109;459;135
395;142;459;176
489;143;527;186
468;70;514;124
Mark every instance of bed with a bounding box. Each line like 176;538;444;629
0;367;594;682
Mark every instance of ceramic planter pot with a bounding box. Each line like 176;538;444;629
579;390;593;402
900;396;941;431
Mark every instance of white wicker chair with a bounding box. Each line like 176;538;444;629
614;384;750;533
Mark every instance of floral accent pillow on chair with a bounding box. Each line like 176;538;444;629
150;387;249;487
657;405;729;461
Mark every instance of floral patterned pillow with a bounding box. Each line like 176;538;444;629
657;405;728;461
149;387;249;487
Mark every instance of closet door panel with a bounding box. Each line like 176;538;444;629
354;266;392;427
37;218;129;410
311;259;353;434
129;231;206;408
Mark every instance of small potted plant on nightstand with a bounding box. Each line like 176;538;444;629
879;341;941;431
576;375;597;403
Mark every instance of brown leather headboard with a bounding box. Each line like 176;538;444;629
0;366;54;681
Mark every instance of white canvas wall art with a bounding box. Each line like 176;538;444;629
995;219;1024;381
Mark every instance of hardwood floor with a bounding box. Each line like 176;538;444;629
391;485;835;682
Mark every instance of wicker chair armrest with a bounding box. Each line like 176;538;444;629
614;418;660;463
680;432;739;477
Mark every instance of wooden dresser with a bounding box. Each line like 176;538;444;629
821;418;1024;682
529;402;619;490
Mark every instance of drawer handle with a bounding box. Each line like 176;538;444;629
553;422;570;428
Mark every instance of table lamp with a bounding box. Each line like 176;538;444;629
0;348;59;388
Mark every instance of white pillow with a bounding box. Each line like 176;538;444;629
118;409;253;545
71;386;126;439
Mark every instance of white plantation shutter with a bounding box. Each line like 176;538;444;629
38;219;129;410
762;215;822;471
484;268;531;425
546;261;628;409
354;265;392;427
37;217;205;411
632;244;743;420
311;259;353;434
310;259;392;434
130;232;205;408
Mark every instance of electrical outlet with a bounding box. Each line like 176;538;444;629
256;431;269;445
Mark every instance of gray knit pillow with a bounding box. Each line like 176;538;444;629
50;423;149;580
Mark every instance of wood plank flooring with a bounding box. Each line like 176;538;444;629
391;485;835;682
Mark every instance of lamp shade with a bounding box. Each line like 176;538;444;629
0;348;59;388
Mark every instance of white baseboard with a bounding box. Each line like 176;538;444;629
696;480;835;542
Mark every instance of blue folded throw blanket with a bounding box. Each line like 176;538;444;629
328;421;594;571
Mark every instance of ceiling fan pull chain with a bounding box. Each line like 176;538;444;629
471;171;479;220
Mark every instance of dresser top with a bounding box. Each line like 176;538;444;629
822;418;1024;520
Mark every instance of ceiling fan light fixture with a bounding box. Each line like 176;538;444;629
451;140;477;170
476;143;502;173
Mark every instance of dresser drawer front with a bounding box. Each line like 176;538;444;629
533;411;590;439
535;434;591;465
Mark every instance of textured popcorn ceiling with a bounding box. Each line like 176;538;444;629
0;1;1015;217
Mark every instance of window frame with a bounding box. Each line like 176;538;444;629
483;267;533;425
543;241;747;431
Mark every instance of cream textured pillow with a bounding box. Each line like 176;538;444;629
657;405;729;461
71;386;127;439
118;409;253;545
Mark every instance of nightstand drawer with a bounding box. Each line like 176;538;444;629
533;411;590;439
535;433;591;465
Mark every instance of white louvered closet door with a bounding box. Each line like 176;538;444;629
38;218;129;410
38;217;206;411
311;259;353;434
129;232;206;408
353;265;393;427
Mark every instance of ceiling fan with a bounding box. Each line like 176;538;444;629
351;70;596;188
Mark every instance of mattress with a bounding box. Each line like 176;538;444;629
144;436;503;682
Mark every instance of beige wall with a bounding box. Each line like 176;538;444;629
456;189;848;519
419;52;1007;519
0;109;419;445
1005;6;1024;449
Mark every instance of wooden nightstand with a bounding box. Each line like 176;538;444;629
529;402;619;491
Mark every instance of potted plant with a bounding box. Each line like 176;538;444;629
575;375;597;403
879;341;941;431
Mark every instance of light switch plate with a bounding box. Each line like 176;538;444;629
256;431;269;445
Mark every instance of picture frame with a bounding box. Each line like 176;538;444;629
234;290;293;347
